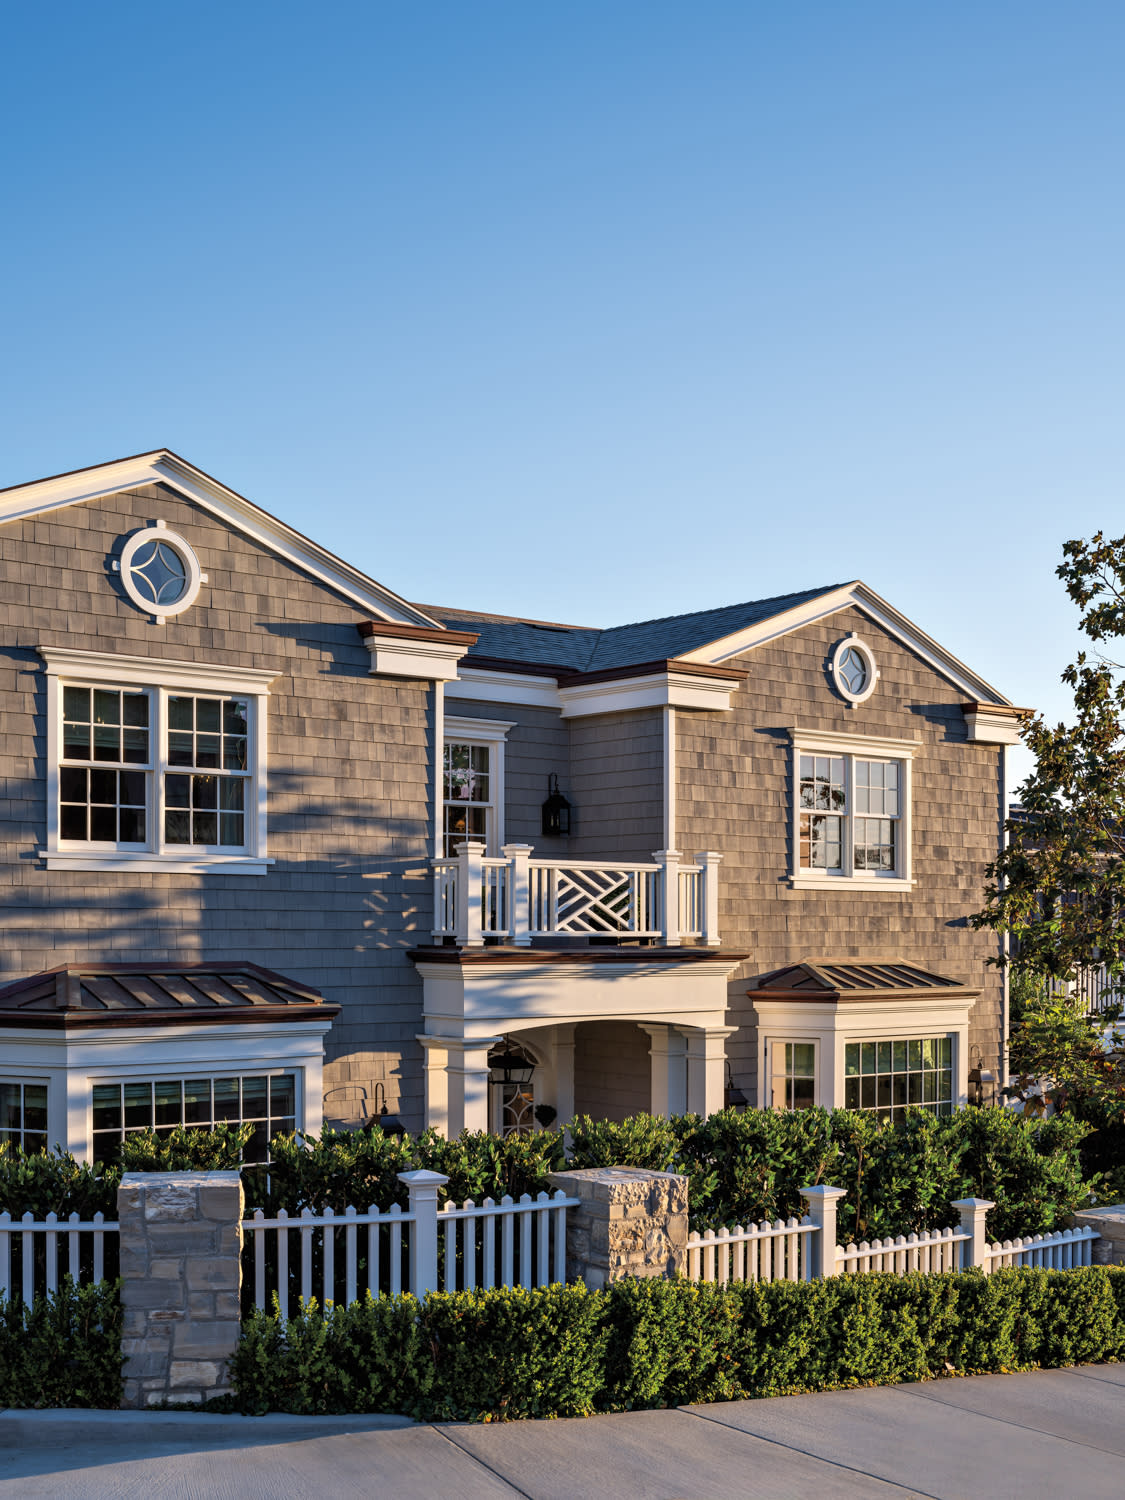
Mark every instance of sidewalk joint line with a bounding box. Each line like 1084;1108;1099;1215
431;1424;534;1498
679;1404;942;1498
894;1382;1123;1458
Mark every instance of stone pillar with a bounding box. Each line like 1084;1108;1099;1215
641;1023;687;1117
118;1170;244;1409
1073;1204;1125;1265
547;1166;689;1290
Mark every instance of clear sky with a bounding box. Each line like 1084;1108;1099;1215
4;3;1123;788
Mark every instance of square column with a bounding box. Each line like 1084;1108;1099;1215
443;1035;502;1135
640;1024;687;1117
683;1025;738;1117
416;1035;449;1135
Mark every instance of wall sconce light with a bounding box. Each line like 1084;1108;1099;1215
967;1046;996;1108
541;773;572;837
372;1081;405;1137
724;1061;748;1111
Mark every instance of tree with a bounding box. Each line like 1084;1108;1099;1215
973;531;1125;986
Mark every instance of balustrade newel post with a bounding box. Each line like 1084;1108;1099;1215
454;840;486;947
798;1185;847;1279
652;849;682;947
398;1169;449;1297
502;843;533;946
694;851;723;946
951;1197;995;1273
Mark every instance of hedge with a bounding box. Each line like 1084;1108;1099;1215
230;1268;1125;1420
0;1278;123;1409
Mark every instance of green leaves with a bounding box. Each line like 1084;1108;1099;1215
0;1277;124;1409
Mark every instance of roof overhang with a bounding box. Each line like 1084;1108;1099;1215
749;959;980;1007
450;655;746;716
0;450;441;628
358;620;480;682
962;702;1029;746
676;581;1013;707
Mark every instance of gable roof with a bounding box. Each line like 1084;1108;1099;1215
426;581;1012;705
0;450;439;628
0;961;340;1029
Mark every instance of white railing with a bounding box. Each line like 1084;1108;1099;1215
0;1211;117;1303
985;1225;1098;1271
438;1190;575;1292
243;1171;579;1315
835;1228;968;1275
687;1216;816;1283
432;841;721;947
1071;965;1123;1016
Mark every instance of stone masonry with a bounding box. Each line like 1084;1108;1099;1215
118;1170;244;1408
548;1166;689;1289
1074;1204;1125;1265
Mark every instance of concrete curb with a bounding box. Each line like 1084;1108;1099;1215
0;1407;416;1446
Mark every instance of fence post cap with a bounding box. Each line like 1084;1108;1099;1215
799;1185;848;1202
396;1169;451;1188
950;1197;996;1211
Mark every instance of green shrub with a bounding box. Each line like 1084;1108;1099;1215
0;1278;123;1408
228;1268;1125;1419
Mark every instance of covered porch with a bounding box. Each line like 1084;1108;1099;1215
410;946;747;1135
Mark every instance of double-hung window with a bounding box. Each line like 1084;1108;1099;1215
41;648;276;874
442;716;513;856
790;731;915;888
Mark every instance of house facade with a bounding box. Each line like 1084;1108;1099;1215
0;452;1021;1160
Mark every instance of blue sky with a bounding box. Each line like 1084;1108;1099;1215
4;3;1124;787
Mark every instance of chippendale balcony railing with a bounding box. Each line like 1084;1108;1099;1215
431;841;721;948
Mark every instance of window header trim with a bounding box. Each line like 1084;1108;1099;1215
38;647;278;696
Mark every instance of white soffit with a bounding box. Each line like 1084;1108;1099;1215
0;450;439;628
557;670;739;718
676;582;1013;707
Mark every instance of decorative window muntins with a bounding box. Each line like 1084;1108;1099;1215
444;741;492;855
844;1037;953;1121
117;522;204;619
769;1042;816;1111
91;1072;297;1163
0;1080;48;1153
790;731;915;888
40;649;275;874
830;633;879;705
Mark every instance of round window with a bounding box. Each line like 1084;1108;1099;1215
831;634;878;705
117;524;203;619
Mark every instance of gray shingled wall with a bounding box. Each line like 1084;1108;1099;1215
572;1020;651;1120
567;709;664;861
0;482;433;1129
674;604;1005;1104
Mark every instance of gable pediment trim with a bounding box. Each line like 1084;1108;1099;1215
0;450;439;628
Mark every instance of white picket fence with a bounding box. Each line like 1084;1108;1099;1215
985;1225;1097;1270
242;1174;579;1315
0;1211;117;1302
686;1217;817;1283
835;1228;968;1275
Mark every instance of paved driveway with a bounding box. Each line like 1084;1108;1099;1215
2;1363;1122;1498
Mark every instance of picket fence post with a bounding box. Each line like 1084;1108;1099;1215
799;1186;847;1279
398;1169;449;1297
950;1197;995;1272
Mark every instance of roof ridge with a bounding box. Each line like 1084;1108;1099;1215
596;584;850;637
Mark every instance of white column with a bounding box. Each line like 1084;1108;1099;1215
951;1197;995;1272
641;1024;688;1117
799;1185;847;1278
433;681;445;860
502;842;534;946
693;851;722;946
652;849;682;947
454;840;486;948
551;1024;577;1129
416;1036;449;1136
663;706;677;852
398;1169;449;1296
445;1036;501;1134
683;1025;738;1117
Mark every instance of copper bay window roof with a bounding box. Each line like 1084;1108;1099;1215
0;962;341;1029
749;961;979;1003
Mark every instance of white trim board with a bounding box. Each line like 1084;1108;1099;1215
0;450;439;628
676;582;1013;707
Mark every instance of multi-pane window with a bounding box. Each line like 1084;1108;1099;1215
0;1081;48;1154
91;1073;296;1164
798;753;902;877
770;1042;816;1110
844;1038;953;1121
57;684;255;855
165;695;249;848
60;687;151;844
444;741;492;855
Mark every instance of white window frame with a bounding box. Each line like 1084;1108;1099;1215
789;729;916;890
443;715;514;856
39;647;277;875
89;1065;301;1162
830;632;879;706
766;1037;821;1111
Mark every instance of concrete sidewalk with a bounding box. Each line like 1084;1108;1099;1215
2;1363;1123;1498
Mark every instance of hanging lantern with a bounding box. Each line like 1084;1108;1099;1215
490;1036;537;1089
724;1061;749;1111
541;773;572;837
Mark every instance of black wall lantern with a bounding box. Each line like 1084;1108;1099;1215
541;773;572;837
372;1081;405;1137
724;1062;749;1112
967;1046;996;1108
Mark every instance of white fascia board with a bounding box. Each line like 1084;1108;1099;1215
453;667;562;711
964;708;1023;745
0;450;439;629
676;582;1012;707
749;994;976;1029
0;1019;334;1070
557;671;738;719
38;645;279;695
444;715;517;740
364;634;472;682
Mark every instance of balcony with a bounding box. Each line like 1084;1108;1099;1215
431;841;721;948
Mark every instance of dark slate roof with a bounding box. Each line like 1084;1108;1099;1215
422;585;847;675
0;962;340;1029
750;961;976;998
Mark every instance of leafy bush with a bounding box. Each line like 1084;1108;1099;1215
230;1268;1125;1419
119;1123;252;1172
569;1106;1091;1242
0;1278;123;1408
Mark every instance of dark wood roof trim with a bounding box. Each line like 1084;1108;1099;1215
0;1005;340;1031
460;654;573;680
357;620;479;648
564;658;749;687
961;702;1031;718
410;945;750;966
